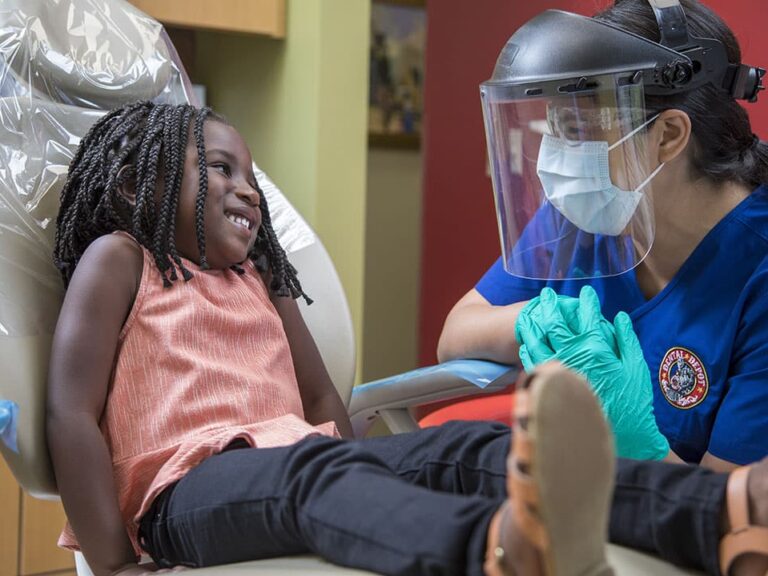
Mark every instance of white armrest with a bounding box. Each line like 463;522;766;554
349;360;519;437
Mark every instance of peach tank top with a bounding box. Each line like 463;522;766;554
59;233;338;554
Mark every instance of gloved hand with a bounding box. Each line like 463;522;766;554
515;286;670;461
515;289;617;371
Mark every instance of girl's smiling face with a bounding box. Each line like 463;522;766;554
174;120;262;269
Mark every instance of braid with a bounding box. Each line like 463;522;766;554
55;101;310;304
152;105;185;285
54;101;196;286
55;102;154;278
166;106;197;282
248;185;312;305
131;104;165;244
192;108;212;270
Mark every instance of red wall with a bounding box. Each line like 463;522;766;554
418;0;768;366
705;0;768;132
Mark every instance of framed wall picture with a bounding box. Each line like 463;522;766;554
368;0;426;149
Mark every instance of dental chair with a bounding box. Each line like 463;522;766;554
0;1;700;574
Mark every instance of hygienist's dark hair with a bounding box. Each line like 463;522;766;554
54;101;310;302
596;0;768;188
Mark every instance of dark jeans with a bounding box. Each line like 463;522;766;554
609;458;727;576
138;421;727;576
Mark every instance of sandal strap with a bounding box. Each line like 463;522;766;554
510;419;538;507
720;527;768;576
493;502;517;576
728;467;751;530
510;457;539;507
512;427;533;464
719;466;768;576
514;386;530;419
509;383;550;553
510;465;550;551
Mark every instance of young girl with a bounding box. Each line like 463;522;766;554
45;101;766;576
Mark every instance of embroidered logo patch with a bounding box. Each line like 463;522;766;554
659;347;709;409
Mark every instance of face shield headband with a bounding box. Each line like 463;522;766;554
480;0;765;104
628;0;764;101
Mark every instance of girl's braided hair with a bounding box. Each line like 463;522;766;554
53;101;310;303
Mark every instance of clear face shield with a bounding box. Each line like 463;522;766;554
481;75;661;280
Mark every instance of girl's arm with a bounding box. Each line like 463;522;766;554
437;288;528;364
47;235;146;576
272;295;353;438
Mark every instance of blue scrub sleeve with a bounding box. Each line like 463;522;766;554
475;257;546;306
474;202;613;306
707;269;768;465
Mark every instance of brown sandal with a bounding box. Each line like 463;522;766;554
496;361;616;576
719;465;768;576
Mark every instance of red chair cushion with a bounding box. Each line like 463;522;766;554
415;388;516;428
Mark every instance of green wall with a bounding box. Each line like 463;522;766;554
196;0;370;379
363;149;423;382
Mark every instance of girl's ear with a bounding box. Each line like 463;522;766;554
654;109;692;164
116;165;137;205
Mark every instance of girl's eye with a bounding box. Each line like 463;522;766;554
210;163;231;176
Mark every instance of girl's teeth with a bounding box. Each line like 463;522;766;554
227;214;251;229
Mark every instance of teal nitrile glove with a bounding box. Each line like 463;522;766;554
516;286;670;461
515;287;617;372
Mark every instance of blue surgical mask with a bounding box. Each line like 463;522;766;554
536;115;663;236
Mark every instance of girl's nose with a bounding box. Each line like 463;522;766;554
236;183;261;207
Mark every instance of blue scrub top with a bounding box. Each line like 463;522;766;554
476;185;768;465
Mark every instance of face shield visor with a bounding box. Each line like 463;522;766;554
481;74;661;280
480;2;765;281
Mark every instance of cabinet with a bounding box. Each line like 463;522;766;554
19;494;75;575
128;0;286;37
0;459;19;576
0;459;75;576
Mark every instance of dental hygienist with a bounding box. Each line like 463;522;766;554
438;0;768;471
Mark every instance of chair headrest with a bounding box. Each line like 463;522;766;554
0;0;182;107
